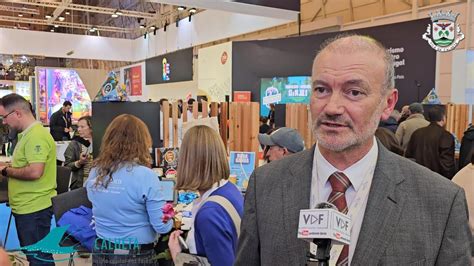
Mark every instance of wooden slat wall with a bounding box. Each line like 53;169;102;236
201;100;208;118
160;100;270;163
182;102;188;122
285;103;314;149
446;104;470;141
172;102;179;147
228;102;260;166
192;102;199;119
210;102;219;117
162;101;170;148
220;102;229;149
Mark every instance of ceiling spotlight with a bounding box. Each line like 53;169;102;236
89;27;97;32
18;13;23;17
65;11;70;15
13;26;18;29
50;28;54;32
189;8;197;14
58;16;65;21
112;10;122;18
149;25;156;30
139;24;145;29
178;6;185;11
54;24;59;28
45;14;52;19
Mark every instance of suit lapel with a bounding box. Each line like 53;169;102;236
351;144;407;265
283;146;315;259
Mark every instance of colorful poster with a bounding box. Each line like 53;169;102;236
229;151;255;192
94;71;129;102
124;65;142;96
36;68;91;124
131;66;142;96
260;76;311;116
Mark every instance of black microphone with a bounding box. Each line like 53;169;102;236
298;202;350;266
311;202;337;266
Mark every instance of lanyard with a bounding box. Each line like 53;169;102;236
186;180;228;254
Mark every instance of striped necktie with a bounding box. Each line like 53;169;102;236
328;172;351;266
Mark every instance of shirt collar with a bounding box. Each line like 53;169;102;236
314;137;378;192
18;121;41;137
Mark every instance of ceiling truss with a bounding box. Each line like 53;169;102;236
0;1;193;38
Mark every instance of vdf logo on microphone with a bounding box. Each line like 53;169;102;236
297;208;351;245
302;213;325;226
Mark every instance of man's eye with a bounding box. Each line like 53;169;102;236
314;87;327;93
350;90;361;96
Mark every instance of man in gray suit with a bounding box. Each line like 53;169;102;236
235;35;471;265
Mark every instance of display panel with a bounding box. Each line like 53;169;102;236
36;68;91;124
260;76;311;116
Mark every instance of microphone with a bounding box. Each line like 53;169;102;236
297;202;351;265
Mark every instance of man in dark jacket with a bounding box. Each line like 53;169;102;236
459;125;474;169
49;101;72;141
405;105;456;179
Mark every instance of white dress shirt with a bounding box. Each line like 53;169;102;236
310;138;378;265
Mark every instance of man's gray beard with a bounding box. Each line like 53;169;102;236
312;104;383;152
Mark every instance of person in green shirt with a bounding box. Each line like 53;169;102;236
0;93;56;266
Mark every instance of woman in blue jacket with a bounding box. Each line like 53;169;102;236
85;114;172;265
169;125;244;266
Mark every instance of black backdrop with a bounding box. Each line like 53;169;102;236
232;18;436;110
146;48;193;85
91;102;161;160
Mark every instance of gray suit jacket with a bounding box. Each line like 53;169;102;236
235;143;471;265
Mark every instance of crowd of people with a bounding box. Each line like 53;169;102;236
0;34;472;266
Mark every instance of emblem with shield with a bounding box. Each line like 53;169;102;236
422;10;464;52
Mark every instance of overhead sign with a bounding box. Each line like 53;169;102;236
146;48;193;85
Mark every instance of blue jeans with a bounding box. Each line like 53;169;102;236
13;207;55;266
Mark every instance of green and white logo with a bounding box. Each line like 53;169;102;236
422;10;464;52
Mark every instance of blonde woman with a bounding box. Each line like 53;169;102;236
85;114;172;265
169;125;244;266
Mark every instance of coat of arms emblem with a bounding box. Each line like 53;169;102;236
422;10;464;52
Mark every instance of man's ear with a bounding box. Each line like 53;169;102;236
380;88;398;121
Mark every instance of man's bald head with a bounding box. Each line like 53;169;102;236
313;34;395;93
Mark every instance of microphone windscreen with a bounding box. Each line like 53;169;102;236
315;202;336;210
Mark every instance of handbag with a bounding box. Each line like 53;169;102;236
174;195;241;266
